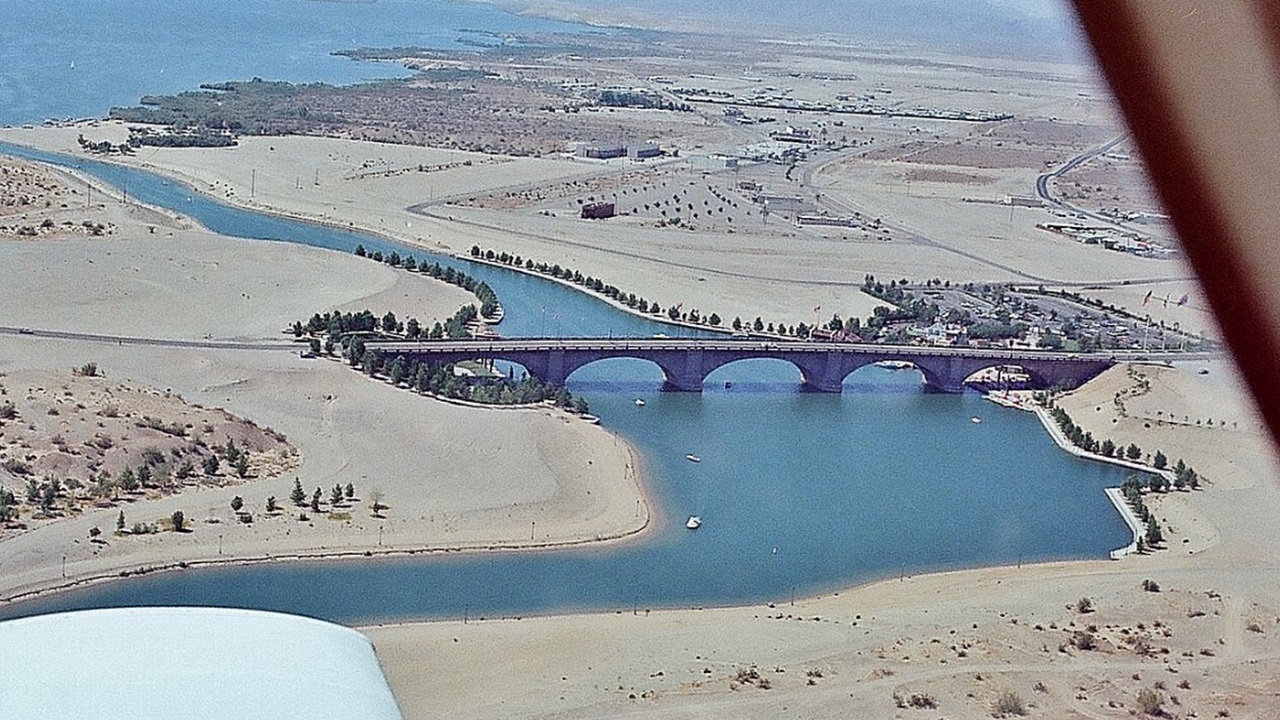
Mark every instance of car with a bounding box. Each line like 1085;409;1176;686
17;327;33;335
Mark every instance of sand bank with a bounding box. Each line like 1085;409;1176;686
0;197;649;603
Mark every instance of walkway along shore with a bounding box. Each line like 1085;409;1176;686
987;391;1174;559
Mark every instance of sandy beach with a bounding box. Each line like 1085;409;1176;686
364;357;1280;719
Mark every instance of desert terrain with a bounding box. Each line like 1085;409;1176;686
0;166;647;603
0;14;1272;720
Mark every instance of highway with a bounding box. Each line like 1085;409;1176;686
1034;134;1146;236
0;326;293;352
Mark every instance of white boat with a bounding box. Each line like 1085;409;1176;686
686;516;701;530
685;454;701;463
875;360;916;370
971;416;982;424
634;398;646;406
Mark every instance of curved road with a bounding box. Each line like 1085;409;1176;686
1034;134;1144;236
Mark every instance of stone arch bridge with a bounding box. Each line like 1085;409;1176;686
364;338;1138;393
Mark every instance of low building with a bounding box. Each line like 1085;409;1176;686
581;201;616;219
796;214;856;227
577;144;627;160
628;143;662;159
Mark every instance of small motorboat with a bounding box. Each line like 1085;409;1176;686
685;454;701;463
971;417;982;424
686;516;701;530
634;398;646;407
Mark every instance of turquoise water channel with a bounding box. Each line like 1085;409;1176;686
0;141;1130;624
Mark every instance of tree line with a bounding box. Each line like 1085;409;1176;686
357;245;499;318
359;351;589;414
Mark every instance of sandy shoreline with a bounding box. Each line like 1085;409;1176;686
5;129;1280;717
361;360;1280;719
0;161;654;606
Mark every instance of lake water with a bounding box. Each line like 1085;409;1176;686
0;140;1131;623
0;0;593;126
0;2;1131;623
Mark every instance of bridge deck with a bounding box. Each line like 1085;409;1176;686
361;338;1214;393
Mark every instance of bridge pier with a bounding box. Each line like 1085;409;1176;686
915;356;976;394
660;347;707;392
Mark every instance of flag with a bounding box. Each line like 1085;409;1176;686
1142;290;1152;306
813;304;822;314
1177;293;1189;306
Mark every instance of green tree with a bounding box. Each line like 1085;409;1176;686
266;496;278;513
311;487;322;512
1125;443;1142;461
120;467;140;493
170;510;185;532
308;337;321;355
1100;438;1115;457
388;356;407;386
234;454;250;479
202;454;220;476
330;484;344;506
290;478;306;506
1145;517;1163;546
1153;450;1167;470
116;510;126;532
344;482;355;499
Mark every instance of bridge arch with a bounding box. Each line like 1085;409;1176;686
703;356;805;390
962;363;1047;391
564;356;672;389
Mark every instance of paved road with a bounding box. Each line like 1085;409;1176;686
368;336;1218;364
0;326;293;352
1034;135;1142;236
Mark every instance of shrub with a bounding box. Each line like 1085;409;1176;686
907;693;937;709
1076;597;1094;614
992;690;1027;717
1142;579;1161;592
1137;687;1164;716
1072;631;1097;651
